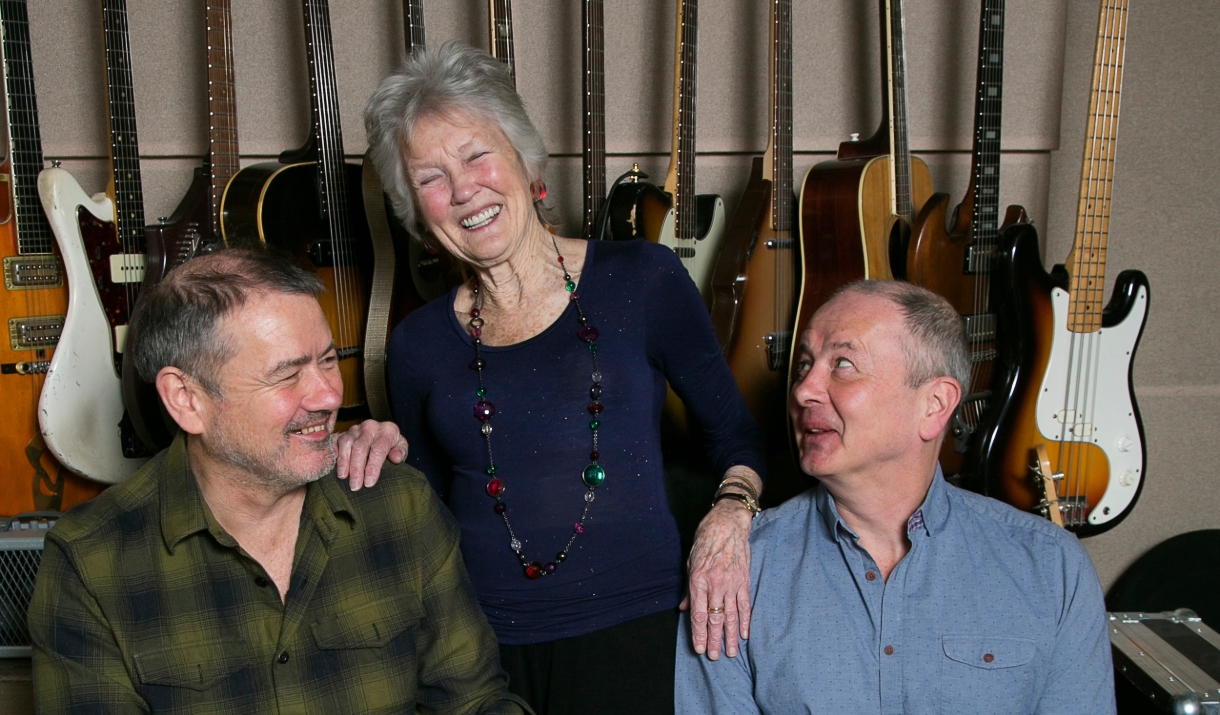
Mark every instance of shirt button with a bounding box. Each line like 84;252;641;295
277;651;290;664
865;571;877;581
984;653;995;663
884;645;894;656
255;576;269;588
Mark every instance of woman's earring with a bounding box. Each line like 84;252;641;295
422;231;440;255
530;181;548;202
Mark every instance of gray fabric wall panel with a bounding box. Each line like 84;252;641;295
16;0;1218;591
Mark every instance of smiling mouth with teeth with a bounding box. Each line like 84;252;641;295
460;205;501;229
294;425;328;435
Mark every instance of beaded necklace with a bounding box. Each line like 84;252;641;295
468;238;604;580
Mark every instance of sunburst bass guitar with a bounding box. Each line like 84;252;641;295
976;0;1147;534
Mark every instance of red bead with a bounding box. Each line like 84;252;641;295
557;256;564;263
474;400;496;421
525;562;543;579
472;328;482;338
494;502;507;514
577;325;599;342
471;308;480;317
569;292;580;301
486;478;505;498
573;522;584;534
590;451;599;461
588;402;604;413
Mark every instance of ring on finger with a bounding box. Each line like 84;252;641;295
708;605;725;614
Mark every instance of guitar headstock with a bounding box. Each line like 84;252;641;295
1030;444;1065;528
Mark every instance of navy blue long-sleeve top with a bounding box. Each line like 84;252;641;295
387;239;766;645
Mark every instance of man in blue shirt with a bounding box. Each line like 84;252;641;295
675;280;1114;714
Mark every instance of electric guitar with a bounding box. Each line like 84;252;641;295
37;0;155;484
976;0;1147;534
794;0;933;333
223;0;375;428
604;0;726;299
906;0;1028;478
0;0;106;512
121;0;237;451
489;0;516;85
709;0;803;505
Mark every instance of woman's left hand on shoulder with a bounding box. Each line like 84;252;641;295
682;467;761;660
335;419;410;490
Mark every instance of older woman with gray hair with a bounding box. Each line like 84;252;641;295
359;41;764;712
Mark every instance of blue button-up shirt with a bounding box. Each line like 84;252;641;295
676;471;1114;714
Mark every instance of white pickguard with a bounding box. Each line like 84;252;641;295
37;167;149;483
657;197;726;299
1035;285;1147;525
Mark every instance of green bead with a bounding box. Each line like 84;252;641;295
476;388;486;397
588;344;597;353
565;281;576;292
486;466;497;476
589;419;600;430
582;464;606;488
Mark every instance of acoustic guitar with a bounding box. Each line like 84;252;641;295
222;0;376;428
37;0;157;484
604;0;725;299
906;0;1028;478
794;0;933;333
976;0;1147;534
0;0;105;512
121;0;239;451
709;0;803;505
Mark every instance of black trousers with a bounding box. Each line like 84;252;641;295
498;608;679;715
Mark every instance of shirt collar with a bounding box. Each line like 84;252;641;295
814;463;951;543
159;432;357;553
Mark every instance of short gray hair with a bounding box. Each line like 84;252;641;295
831;280;970;392
364;40;550;241
129;248;324;396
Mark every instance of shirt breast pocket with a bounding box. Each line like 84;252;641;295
133;638;259;709
939;635;1037;714
311;593;425;657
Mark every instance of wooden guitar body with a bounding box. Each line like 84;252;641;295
37;167;151;483
907;194;1028;475
794;155;932;345
222;160;374;425
972;222;1148;535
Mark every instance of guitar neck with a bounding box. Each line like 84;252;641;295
582;0;606;238
967;0;1007;274
1068;0;1128;333
885;0;914;222
302;0;352;246
404;0;425;55
205;0;239;238
665;0;699;242
766;0;793;237
489;0;515;85
101;0;147;252
0;0;54;255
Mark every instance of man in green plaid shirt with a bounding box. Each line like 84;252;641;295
28;249;530;714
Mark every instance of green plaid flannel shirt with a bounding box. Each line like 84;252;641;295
28;433;530;714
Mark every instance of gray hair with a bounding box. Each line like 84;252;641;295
364;40;551;240
830;280;971;392
129;248;324;397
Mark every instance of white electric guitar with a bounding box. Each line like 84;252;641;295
37;0;151;484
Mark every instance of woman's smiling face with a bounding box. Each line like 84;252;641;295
405;109;538;268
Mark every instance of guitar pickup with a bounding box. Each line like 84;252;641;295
4;255;64;290
671;246;696;259
764;239;797;250
109;253;147;284
963;244;995;274
9;315;63;351
962;313;996;342
970;349;997;363
763;332;792;372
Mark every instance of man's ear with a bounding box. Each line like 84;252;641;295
156;367;209;435
918;376;962;442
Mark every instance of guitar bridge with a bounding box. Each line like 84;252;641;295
4;255;64;289
764;332;792;372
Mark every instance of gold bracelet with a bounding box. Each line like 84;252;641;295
716;476;759;502
713;492;761;518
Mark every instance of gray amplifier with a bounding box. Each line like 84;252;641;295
0;514;57;659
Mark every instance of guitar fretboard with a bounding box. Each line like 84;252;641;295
489;0;515;85
1069;0;1127;333
886;0;914;222
672;0;699;243
101;0;147;253
969;0;1007;280
404;0;425;55
582;0;606;238
206;0;239;238
770;0;793;236
0;0;53;255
